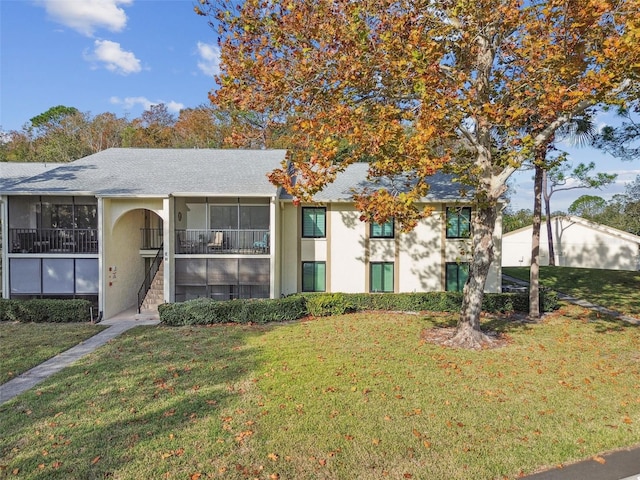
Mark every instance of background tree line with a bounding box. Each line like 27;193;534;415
0;103;291;163
503;173;640;236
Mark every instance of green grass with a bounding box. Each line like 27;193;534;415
503;266;640;317
0;322;106;384
2;310;640;479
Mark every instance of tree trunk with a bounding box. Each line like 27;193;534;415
445;204;498;349
542;170;556;266
529;164;544;320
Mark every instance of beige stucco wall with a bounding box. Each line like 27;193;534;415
329;204;367;292
279;202;502;295
502;217;640;271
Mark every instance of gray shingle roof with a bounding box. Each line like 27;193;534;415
1;151;470;202
285;162;471;202
0;162;58;189
0;148;288;197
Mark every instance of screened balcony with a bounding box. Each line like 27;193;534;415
8;196;98;254
175;229;269;254
174;198;271;255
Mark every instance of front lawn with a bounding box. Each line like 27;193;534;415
0;322;106;384
503;266;640;317
1;309;639;479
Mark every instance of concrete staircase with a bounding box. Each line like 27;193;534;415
136;261;164;320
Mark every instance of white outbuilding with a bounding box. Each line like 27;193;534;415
502;215;640;271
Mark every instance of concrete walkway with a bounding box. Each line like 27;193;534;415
502;273;640;325
0;309;159;405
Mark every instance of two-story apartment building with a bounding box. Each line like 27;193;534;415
0;148;502;319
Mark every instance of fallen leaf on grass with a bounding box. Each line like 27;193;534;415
91;455;101;465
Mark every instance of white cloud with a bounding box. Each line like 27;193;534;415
88;40;141;75
38;0;133;37
196;41;220;76
110;96;184;113
165;101;185;113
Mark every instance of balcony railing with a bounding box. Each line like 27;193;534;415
176;229;270;254
140;228;163;250
9;228;98;254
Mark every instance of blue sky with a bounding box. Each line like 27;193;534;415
1;0;638;212
1;0;219;130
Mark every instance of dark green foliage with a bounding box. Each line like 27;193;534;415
160;290;559;326
160;296;307;326
303;293;356;317
0;299;91;322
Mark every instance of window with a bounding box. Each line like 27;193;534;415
9;258;99;296
302;262;326;292
174;258;270;302
370;262;394;293
445;262;469;292
446;207;471;238
370;218;394;238
302;207;326;238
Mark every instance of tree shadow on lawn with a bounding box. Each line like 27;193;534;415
421;311;536;349
584;310;640;333
0;324;268;479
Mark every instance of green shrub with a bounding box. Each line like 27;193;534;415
240;296;307;324
159;289;559;327
0;299;91;323
304;293;355;317
160;296;308;326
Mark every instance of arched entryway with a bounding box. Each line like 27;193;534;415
101;200;165;319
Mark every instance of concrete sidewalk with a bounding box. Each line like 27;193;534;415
0;310;159;405
523;446;640;480
502;273;640;325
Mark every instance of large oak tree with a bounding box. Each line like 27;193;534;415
199;0;640;348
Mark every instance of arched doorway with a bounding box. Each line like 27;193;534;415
102;201;164;319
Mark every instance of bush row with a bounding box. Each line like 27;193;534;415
160;290;559;326
159;296;307;326
0;299;93;323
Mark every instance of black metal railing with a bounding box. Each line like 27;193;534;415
137;246;163;313
175;229;270;254
140;228;163;250
9;228;98;254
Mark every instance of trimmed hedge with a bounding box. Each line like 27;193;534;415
159;290;559;326
0;299;92;323
159;296;307;326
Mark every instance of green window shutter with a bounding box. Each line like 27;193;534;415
371;219;394;238
302;262;326;292
315;209;326;237
302;262;314;291
371;262;393;292
302;208;326;238
382;263;393;292
446;208;459;238
371;263;382;292
446;263;459;292
445;262;469;292
446;207;471;238
459;208;471;238
315;262;326;291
